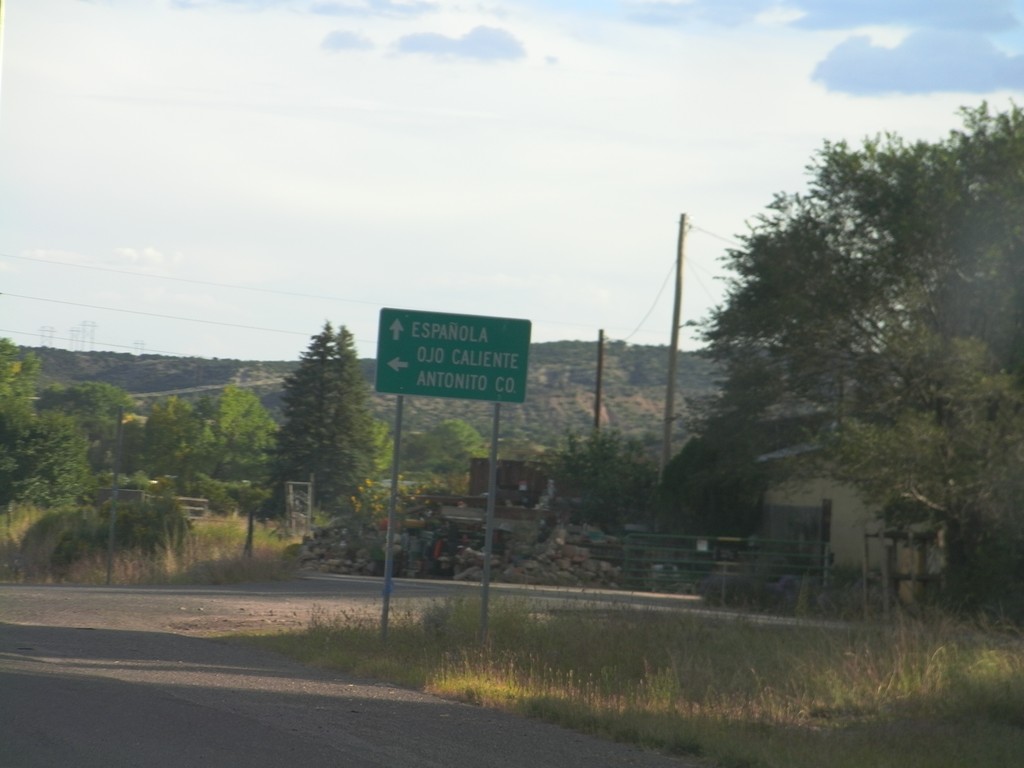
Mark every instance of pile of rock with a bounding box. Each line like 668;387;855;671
484;526;623;588
297;520;389;576
297;514;624;589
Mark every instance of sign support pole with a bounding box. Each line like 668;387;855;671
480;401;500;644
381;394;404;642
374;307;531;645
105;406;124;585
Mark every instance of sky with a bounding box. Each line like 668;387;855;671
1;0;1023;362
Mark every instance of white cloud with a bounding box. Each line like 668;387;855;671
814;30;1024;94
623;1;1024;95
169;0;293;10
2;0;1021;360
112;247;185;274
625;0;1021;32
322;29;376;50
793;0;1019;33
395;25;526;60
625;0;775;27
311;0;439;17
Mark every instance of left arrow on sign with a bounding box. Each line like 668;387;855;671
387;357;409;372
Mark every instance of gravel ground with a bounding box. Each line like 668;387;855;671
0;580;705;768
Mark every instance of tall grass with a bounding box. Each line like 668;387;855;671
246;598;1024;768
1;503;54;580
1;505;298;585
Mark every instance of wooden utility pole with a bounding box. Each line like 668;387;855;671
105;407;125;585
661;213;687;475
0;0;7;120
594;329;604;430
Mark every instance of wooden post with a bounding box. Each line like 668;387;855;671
862;527;870;620
880;533;891;621
594;329;604;430
661;213;686;475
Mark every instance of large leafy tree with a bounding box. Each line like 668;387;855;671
699;104;1024;609
9;412;93;507
208;385;276;481
0;340;38;497
271;323;378;513
143;396;212;487
0;339;39;407
142;387;276;493
400;418;487;494
402;419;485;475
36;381;139;474
552;429;658;530
657;435;769;537
0;339;90;507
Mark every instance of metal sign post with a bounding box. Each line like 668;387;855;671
381;395;404;643
375;307;531;643
479;402;500;644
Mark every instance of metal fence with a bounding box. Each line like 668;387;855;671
619;533;831;605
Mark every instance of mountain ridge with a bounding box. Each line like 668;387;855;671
22;340;719;450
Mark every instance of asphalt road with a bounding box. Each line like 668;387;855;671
0;577;702;768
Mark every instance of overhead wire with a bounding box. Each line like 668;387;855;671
0;250;379;354
4;224;744;356
0;250;381;307
2;293;311;337
689;223;743;248
610;218;741;344
687;225;740;305
612;257;677;343
0;249;628;346
0;327;192;357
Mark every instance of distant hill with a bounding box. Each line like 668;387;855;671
23;341;720;451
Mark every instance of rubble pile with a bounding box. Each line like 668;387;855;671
297;520;389;577
450;526;623;588
298;515;624;589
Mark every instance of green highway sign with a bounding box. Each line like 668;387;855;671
375;308;532;403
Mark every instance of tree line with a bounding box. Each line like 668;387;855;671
1;325;501;516
6;102;1024;615
668;103;1024;615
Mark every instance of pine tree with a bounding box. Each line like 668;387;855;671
272;323;377;513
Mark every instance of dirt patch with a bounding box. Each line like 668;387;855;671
0;582;382;638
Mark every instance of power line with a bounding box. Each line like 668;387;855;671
3;236;734;350
685;254;721;305
613;257;676;343
612;217;729;345
0;249;634;339
0;327;193;357
690;223;743;248
2;292;311;337
0;249;382;307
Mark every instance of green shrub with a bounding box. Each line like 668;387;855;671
102;496;190;553
13;506;90;579
27;498;191;575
